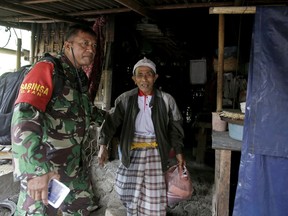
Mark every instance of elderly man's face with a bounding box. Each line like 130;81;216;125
64;31;96;68
132;66;158;95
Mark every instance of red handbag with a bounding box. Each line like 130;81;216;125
165;165;193;207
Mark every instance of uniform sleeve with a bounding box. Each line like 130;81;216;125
11;61;55;181
15;61;54;112
11;103;54;181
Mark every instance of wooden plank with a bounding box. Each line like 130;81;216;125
0;152;12;160
0;145;12;160
209;6;256;14
220;116;244;125
212;131;242;151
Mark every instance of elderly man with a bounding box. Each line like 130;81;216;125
98;57;186;216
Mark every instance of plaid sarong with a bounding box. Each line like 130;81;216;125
115;147;167;216
132;134;156;143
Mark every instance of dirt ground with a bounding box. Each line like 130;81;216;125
92;147;215;216
0;148;215;216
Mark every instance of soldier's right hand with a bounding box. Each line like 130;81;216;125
27;171;60;205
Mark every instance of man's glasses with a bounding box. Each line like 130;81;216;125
70;40;97;50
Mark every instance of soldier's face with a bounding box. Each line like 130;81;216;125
65;31;96;68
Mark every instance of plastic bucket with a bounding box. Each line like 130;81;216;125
228;123;243;141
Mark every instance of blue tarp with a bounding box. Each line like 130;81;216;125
233;6;288;216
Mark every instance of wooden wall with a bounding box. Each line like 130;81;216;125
31;23;70;62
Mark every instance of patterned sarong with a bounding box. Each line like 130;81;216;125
115;136;167;216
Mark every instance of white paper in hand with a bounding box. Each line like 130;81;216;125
48;179;70;208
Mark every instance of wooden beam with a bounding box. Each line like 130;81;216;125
0;21;31;30
152;2;234;10
209;6;256;14
0;1;89;24
22;0;59;4
114;0;155;20
70;8;130;16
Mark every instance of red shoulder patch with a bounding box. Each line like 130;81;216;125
15;61;54;112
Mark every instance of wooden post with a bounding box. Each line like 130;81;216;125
16;38;22;70
214;149;231;216
216;14;224;112
103;16;115;110
212;14;232;216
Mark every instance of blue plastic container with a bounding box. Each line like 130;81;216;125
228;123;243;141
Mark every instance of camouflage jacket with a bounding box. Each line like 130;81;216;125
11;54;104;181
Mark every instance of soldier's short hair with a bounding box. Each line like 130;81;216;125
64;24;96;41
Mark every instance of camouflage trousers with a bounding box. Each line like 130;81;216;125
14;167;95;216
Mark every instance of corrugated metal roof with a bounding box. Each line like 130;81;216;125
0;0;285;29
0;0;285;59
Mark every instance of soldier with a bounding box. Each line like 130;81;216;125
11;24;104;215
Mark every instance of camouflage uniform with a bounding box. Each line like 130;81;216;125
11;54;104;215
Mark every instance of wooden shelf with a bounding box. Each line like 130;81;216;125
212;131;242;151
220;116;244;125
0;145;12;160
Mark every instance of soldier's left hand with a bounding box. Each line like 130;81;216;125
98;145;108;167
